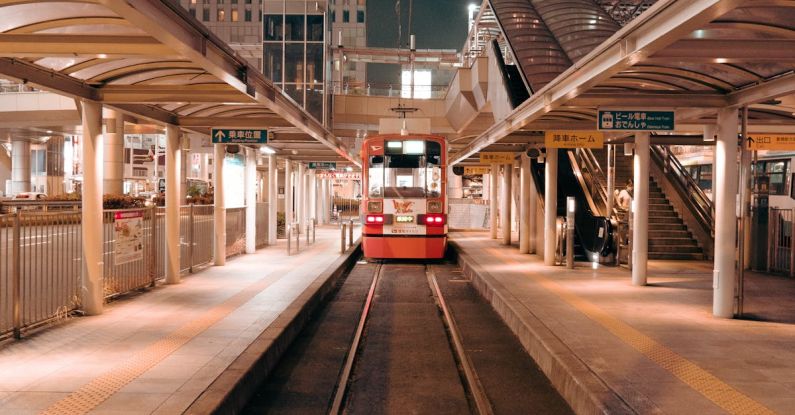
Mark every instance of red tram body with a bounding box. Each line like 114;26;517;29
361;134;448;259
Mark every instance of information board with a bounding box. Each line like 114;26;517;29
114;210;144;266
598;110;675;131
545;131;604;149
464;166;491;175
479;152;515;164
211;128;268;144
747;134;795;151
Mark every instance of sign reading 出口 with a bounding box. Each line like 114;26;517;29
211;128;268;144
464;166;491;175
747;134;795;150
598;110;675;131
479;152;515;164
308;162;337;170
545;131;604;149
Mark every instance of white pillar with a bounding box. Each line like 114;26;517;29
10;140;31;195
714;107;739;318
103;109;124;195
180;144;189;203
501;163;513;245
297;163;305;233
632;132;650;286
311;173;319;222
529;162;538;254
489;164;499;239
606;144;615;215
165;124;181;284
705;125;718;199
268;154;277;245
214;144;226;266
544;150;558;265
323;179;331;224
519;155;531;253
80;100;104;315
285;161;293;235
448;166;464;198
245;147;256;254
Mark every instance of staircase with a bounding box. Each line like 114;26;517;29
591;148;705;260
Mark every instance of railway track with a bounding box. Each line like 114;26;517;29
243;259;571;415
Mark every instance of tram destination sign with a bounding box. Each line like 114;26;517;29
211;128;268;144
598;109;675;131
747;134;795;151
308;162;337;170
545;131;604;149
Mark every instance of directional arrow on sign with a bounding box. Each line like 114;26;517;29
214;130;226;140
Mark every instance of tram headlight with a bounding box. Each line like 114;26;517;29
367;200;383;213
427;200;442;213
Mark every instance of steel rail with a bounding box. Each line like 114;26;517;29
329;262;383;414
426;265;494;415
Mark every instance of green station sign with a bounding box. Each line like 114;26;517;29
308;162;337;170
598;110;675;131
211;128;268;144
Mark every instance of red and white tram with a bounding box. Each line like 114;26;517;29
361;134;447;259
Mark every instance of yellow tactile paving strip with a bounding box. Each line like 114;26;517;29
486;247;776;415
39;262;291;415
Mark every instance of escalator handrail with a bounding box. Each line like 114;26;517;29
650;145;714;235
568;150;604;216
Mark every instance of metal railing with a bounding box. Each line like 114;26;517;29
332;196;360;224
181;204;214;273
225;207;246;257
331;81;449;99
768;208;794;276
650;145;714;237
103;208;161;298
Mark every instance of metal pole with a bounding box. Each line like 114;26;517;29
287;224;292;255
606;144;615;216
566;197;575;269
306;223;310;245
738;106;750;315
150;205;157;285
295;222;300;252
313;218;317;244
189;203;195;273
628;202;633;270
544;150;558;265
349;218;354;248
341;222;347;254
12;212;21;339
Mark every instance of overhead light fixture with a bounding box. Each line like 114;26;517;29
346;166;353;172
624;142;634;156
259;145;276;154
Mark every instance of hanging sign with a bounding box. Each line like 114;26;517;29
464;166;491;175
316;171;361;180
114;210;144;266
211;128;268;144
598;109;675;131
747;134;795;151
479;152;515;164
545;131;604;149
308;162;337;170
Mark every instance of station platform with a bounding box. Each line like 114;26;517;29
449;232;795;415
0;225;359;415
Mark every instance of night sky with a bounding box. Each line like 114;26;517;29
366;0;471;84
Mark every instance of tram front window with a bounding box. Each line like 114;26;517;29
368;140;442;199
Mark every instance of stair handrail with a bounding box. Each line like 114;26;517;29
650;145;715;236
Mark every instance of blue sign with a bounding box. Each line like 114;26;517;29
308;162;337;170
598;110;675;131
211;128;268;144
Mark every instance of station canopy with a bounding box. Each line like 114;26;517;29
0;0;357;166
454;0;795;164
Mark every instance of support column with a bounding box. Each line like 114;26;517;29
632;133;650;286
544;149;558;265
165;124;181;284
519;155;531;253
10;140;31;195
705;125;719;199
285;161;293;236
489;164;499;239
297;163;305;233
214;144;226;266
80;100;104;315
180;140;189;203
103;110;124;195
448;166;463;198
323;179;331;224
501;163;513;245
529;162;538;254
714;107;739;318
311;173;319;222
268;154;277;245
245;147;256;254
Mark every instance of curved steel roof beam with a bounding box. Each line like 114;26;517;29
530;0;621;63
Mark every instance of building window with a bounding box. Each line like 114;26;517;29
754;159;790;196
244;9;251;21
264;15;283;40
343;9;349;22
307;14;323;41
231;9;238;21
331;10;335;23
217;9;225;21
231;0;237;3
285;14;304;41
202;7;210;21
357;10;364;23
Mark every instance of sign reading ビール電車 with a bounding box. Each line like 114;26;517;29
211;128;268;144
308;162;337;170
545;131;604;149
479;152;514;164
598;110;675;131
747;134;795;151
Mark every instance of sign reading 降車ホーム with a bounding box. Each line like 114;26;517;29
598;110;675;131
747;134;795;151
544;131;604;149
211;128;268;144
479;152;514;164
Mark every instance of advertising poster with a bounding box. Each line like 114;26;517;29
114;210;144;266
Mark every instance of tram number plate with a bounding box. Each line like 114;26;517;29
396;215;414;223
